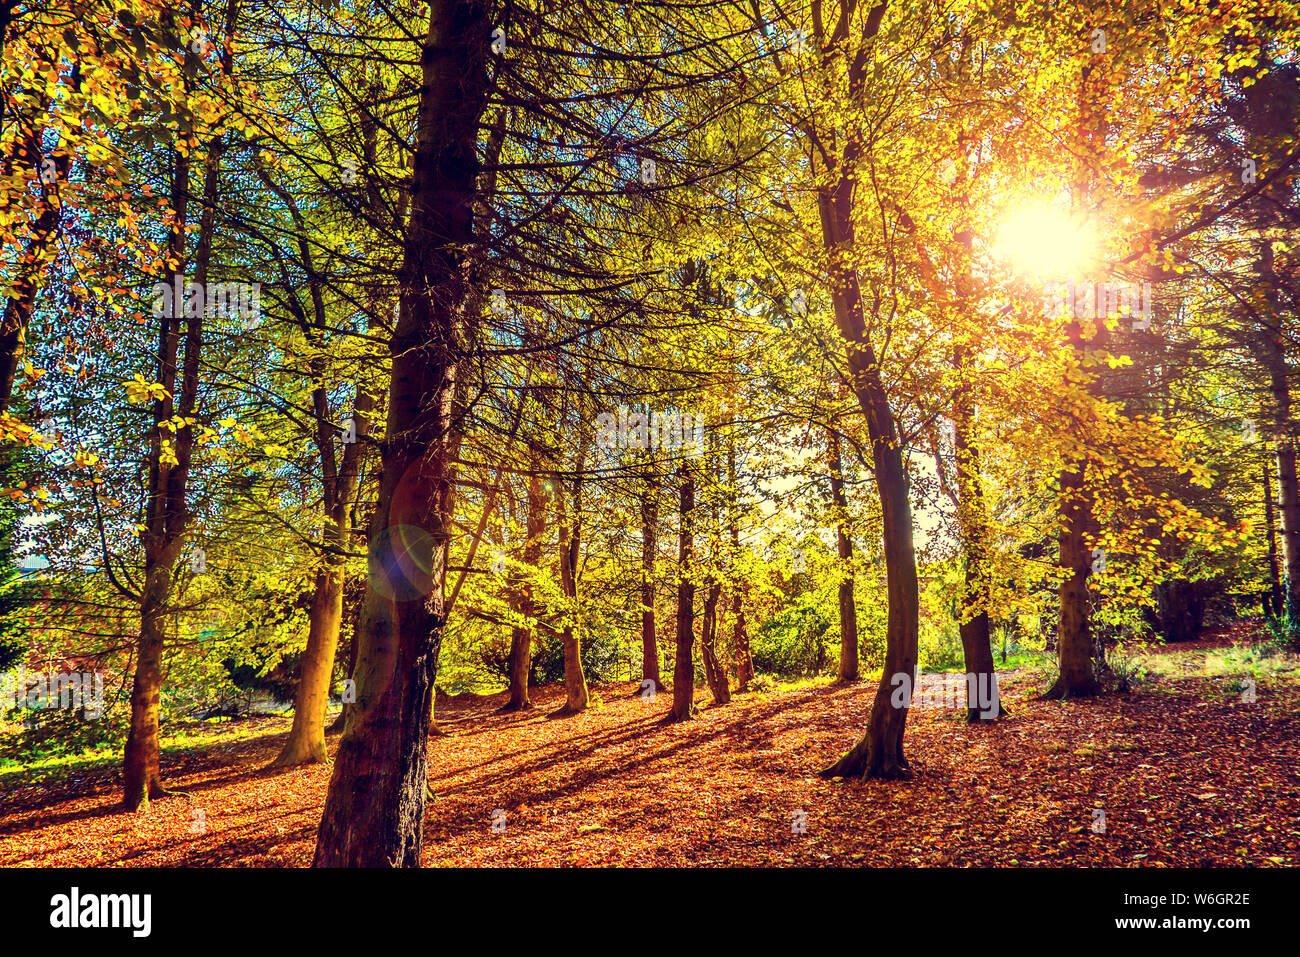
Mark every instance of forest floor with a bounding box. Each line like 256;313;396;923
3;621;1299;867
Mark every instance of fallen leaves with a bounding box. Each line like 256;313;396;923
0;637;1297;867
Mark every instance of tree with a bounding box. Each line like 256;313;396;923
313;0;491;867
667;464;696;722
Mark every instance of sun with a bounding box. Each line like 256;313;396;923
991;203;1098;280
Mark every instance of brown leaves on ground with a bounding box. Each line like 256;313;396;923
1;640;1297;867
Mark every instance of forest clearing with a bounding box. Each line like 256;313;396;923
4;624;1298;868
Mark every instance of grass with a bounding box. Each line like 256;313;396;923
0;712;304;788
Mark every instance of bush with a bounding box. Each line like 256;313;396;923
748;673;779;694
1105;642;1150;692
918;616;964;672
531;621;630;685
2;704;130;764
751;588;836;678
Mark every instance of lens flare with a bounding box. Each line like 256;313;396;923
992;203;1097;280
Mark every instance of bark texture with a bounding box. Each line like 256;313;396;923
668;467;696;722
313;0;488;866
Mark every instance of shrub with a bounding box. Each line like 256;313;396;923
751;588;835;678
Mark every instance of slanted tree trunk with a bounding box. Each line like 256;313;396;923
276;568;345;764
275;412;369;760
668;466;696;722
266;114;375;766
827;428;859;681
699;578;729;704
313;0;488;867
813;0;920;782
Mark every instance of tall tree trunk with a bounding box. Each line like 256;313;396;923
502;447;545;711
1242;54;1300;632
1264;454;1284;617
1262;248;1300;628
727;430;752;690
828;428;859;681
668;466;696;721
1044;61;1107;700
124;3;238;807
814;0;918;782
639;478;664;691
274;407;368;763
267;95;376;766
313;0;488;867
952;346;1005;720
554;439;590;715
124;62;190;813
1042;317;1103;700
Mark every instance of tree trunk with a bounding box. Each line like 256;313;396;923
0;121;67;413
274;442;367;763
1246;57;1300;633
125;570;170;808
313;0;488;867
502;448;544;711
274;567;345;764
732;585;751;690
727;428;752;689
554;441;589;715
639;480;664;691
813;0;919;781
668;467;696;722
828;428;859;681
1043;390;1102;699
700;578;730;704
1263;267;1300;628
123;0;241;813
327;598;359;733
268;95;375;766
1043;61;1108;701
952;346;1004;720
1265;455;1283;617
